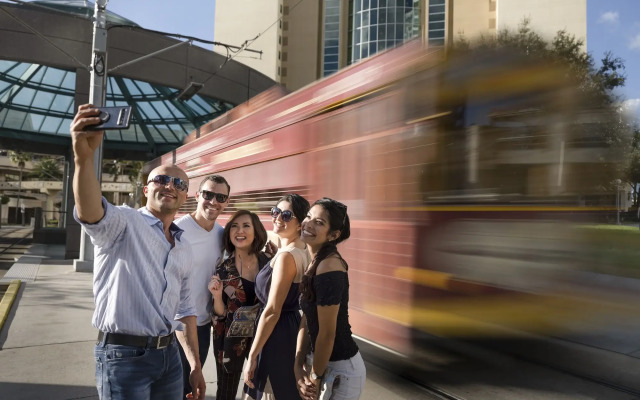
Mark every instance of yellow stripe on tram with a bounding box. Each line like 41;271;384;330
394;267;452;290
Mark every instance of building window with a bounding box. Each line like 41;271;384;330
350;0;420;63
323;0;341;76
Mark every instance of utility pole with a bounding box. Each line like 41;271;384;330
74;0;108;272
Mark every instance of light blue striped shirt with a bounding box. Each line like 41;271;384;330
74;198;196;336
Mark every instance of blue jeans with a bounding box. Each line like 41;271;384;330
94;339;183;400
177;323;211;398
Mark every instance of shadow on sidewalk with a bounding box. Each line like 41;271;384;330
0;382;98;400
0;282;25;349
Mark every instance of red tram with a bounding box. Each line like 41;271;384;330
145;40;623;355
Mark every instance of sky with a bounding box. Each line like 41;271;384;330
587;0;640;120
104;0;639;119
107;0;216;48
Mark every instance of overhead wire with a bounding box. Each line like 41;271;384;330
201;0;308;86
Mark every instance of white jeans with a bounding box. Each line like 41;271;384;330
307;352;366;400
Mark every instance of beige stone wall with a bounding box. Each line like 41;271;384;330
451;0;496;44
214;0;279;80
497;0;587;49
282;0;321;91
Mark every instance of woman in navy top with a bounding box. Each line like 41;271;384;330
243;194;311;400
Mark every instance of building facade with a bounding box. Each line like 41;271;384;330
214;0;586;90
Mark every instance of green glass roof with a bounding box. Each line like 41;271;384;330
0;60;234;153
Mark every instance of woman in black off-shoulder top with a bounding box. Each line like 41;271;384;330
295;198;366;400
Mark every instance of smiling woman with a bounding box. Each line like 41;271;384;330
243;194;312;400
210;209;269;400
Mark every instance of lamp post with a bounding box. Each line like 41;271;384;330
75;0;107;272
15;160;24;225
616;179;621;225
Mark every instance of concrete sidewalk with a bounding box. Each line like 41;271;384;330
0;244;223;400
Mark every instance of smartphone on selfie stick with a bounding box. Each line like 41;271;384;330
87;106;133;131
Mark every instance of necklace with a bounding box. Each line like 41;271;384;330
237;253;258;279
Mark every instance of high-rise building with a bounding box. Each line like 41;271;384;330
214;0;586;91
214;0;322;91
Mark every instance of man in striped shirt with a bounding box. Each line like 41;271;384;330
71;104;206;400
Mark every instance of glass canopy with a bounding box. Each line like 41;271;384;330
0;60;234;152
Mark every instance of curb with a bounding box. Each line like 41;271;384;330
0;280;22;332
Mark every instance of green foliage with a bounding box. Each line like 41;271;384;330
453;19;632;194
103;159;144;184
29;157;63;181
1;195;9;205
576;225;640;278
8;150;31;168
626;126;640;206
453;19;626;103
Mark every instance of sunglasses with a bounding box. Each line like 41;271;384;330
271;207;296;222
200;190;229;203
147;174;189;192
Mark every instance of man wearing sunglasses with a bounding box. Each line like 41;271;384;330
174;175;230;399
70;104;206;400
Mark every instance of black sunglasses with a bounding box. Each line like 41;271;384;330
271;207;296;222
200;190;229;203
147;174;189;192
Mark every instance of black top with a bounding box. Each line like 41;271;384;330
300;271;359;361
241;277;256;306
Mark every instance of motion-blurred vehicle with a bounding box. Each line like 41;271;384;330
145;39;632;355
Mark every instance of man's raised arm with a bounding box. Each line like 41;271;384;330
71;104;106;223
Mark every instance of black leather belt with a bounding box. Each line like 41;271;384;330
97;331;174;349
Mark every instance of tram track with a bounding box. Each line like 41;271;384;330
0;227;32;294
357;333;640;400
0;227;32;257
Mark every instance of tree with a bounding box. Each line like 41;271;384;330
453;20;632;197
103;159;144;184
8;150;31;223
8;150;31;171
626;126;640;207
29;157;63;181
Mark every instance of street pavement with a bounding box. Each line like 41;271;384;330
0;240;430;400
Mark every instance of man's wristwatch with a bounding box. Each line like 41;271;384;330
311;371;324;380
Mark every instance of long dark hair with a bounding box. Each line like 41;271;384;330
300;198;350;302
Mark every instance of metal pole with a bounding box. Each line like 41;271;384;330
75;0;108;272
15;166;22;224
616;179;621;225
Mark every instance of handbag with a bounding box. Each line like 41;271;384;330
227;304;260;337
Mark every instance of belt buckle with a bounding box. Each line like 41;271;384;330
156;334;170;349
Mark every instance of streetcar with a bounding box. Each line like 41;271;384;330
144;39;627;355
